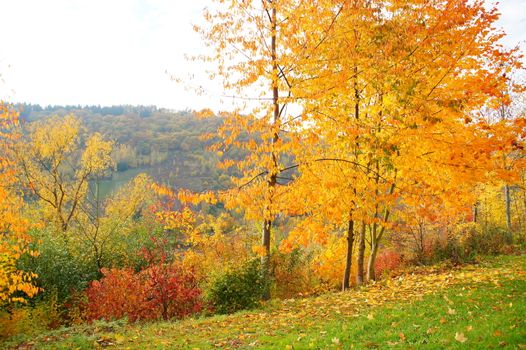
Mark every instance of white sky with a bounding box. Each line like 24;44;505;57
0;0;525;111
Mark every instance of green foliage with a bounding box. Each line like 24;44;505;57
17;229;99;302
206;259;269;314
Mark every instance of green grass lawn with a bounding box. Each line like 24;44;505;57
5;255;526;349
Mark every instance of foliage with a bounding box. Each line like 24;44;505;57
16;105;230;191
4;255;524;349
74;173;160;271
14;114;114;233
206;259;269;314
0;102;39;306
270;249;320;299
0;300;54;339
86;268;151;323
17;228;99;302
373;249;403;279
433;223;515;264
86;262;202;323
195;0;526;292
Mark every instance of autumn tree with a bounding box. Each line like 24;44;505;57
196;0;342;295
75;173;158;270
14;114;114;233
282;0;523;288
0;103;39;305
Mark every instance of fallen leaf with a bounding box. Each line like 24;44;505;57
455;332;467;343
114;334;125;344
367;313;374;320
448;308;456;315
440;318;447;324
332;337;340;345
399;333;406;342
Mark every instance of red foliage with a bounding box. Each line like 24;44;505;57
144;263;203;320
86;268;153;322
86;263;202;322
374;250;402;278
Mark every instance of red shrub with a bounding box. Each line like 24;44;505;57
86;264;202;322
86;268;154;322
143;263;203;320
374;250;402;278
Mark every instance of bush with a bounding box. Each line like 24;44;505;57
0;291;61;339
465;225;513;255
206;259;268;314
86;263;202;322
86;268;149;322
374;249;402;278
145;263;202;320
271;249;319;298
17;229;99;302
429;223;514;264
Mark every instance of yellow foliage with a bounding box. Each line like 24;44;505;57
0;102;39;305
311;236;348;288
14;114;114;232
81;132;114;175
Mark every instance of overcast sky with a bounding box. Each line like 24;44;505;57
0;0;525;111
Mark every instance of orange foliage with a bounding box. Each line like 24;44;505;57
0;103;39;305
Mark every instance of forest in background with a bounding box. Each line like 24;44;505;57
16;103;232;193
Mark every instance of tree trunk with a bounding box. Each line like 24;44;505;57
366;224;378;281
472;202;478;223
342;218;354;291
260;1;279;301
356;222;366;286
261;219;272;300
505;185;512;231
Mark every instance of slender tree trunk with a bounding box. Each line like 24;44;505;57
367;223;378;281
505;185;512;231
260;3;279;301
472;202;478;223
261;219;272;300
342;218;354;291
356;222;366;286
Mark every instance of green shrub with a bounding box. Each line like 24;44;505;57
206;259;269;314
17;229;99;302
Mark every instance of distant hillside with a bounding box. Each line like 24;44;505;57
15;103;235;193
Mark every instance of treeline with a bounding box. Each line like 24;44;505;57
17;103;160;119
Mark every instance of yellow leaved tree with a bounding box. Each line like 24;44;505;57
0;103;39;305
14;114;114;233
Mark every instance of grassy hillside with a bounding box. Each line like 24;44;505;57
6;254;526;349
